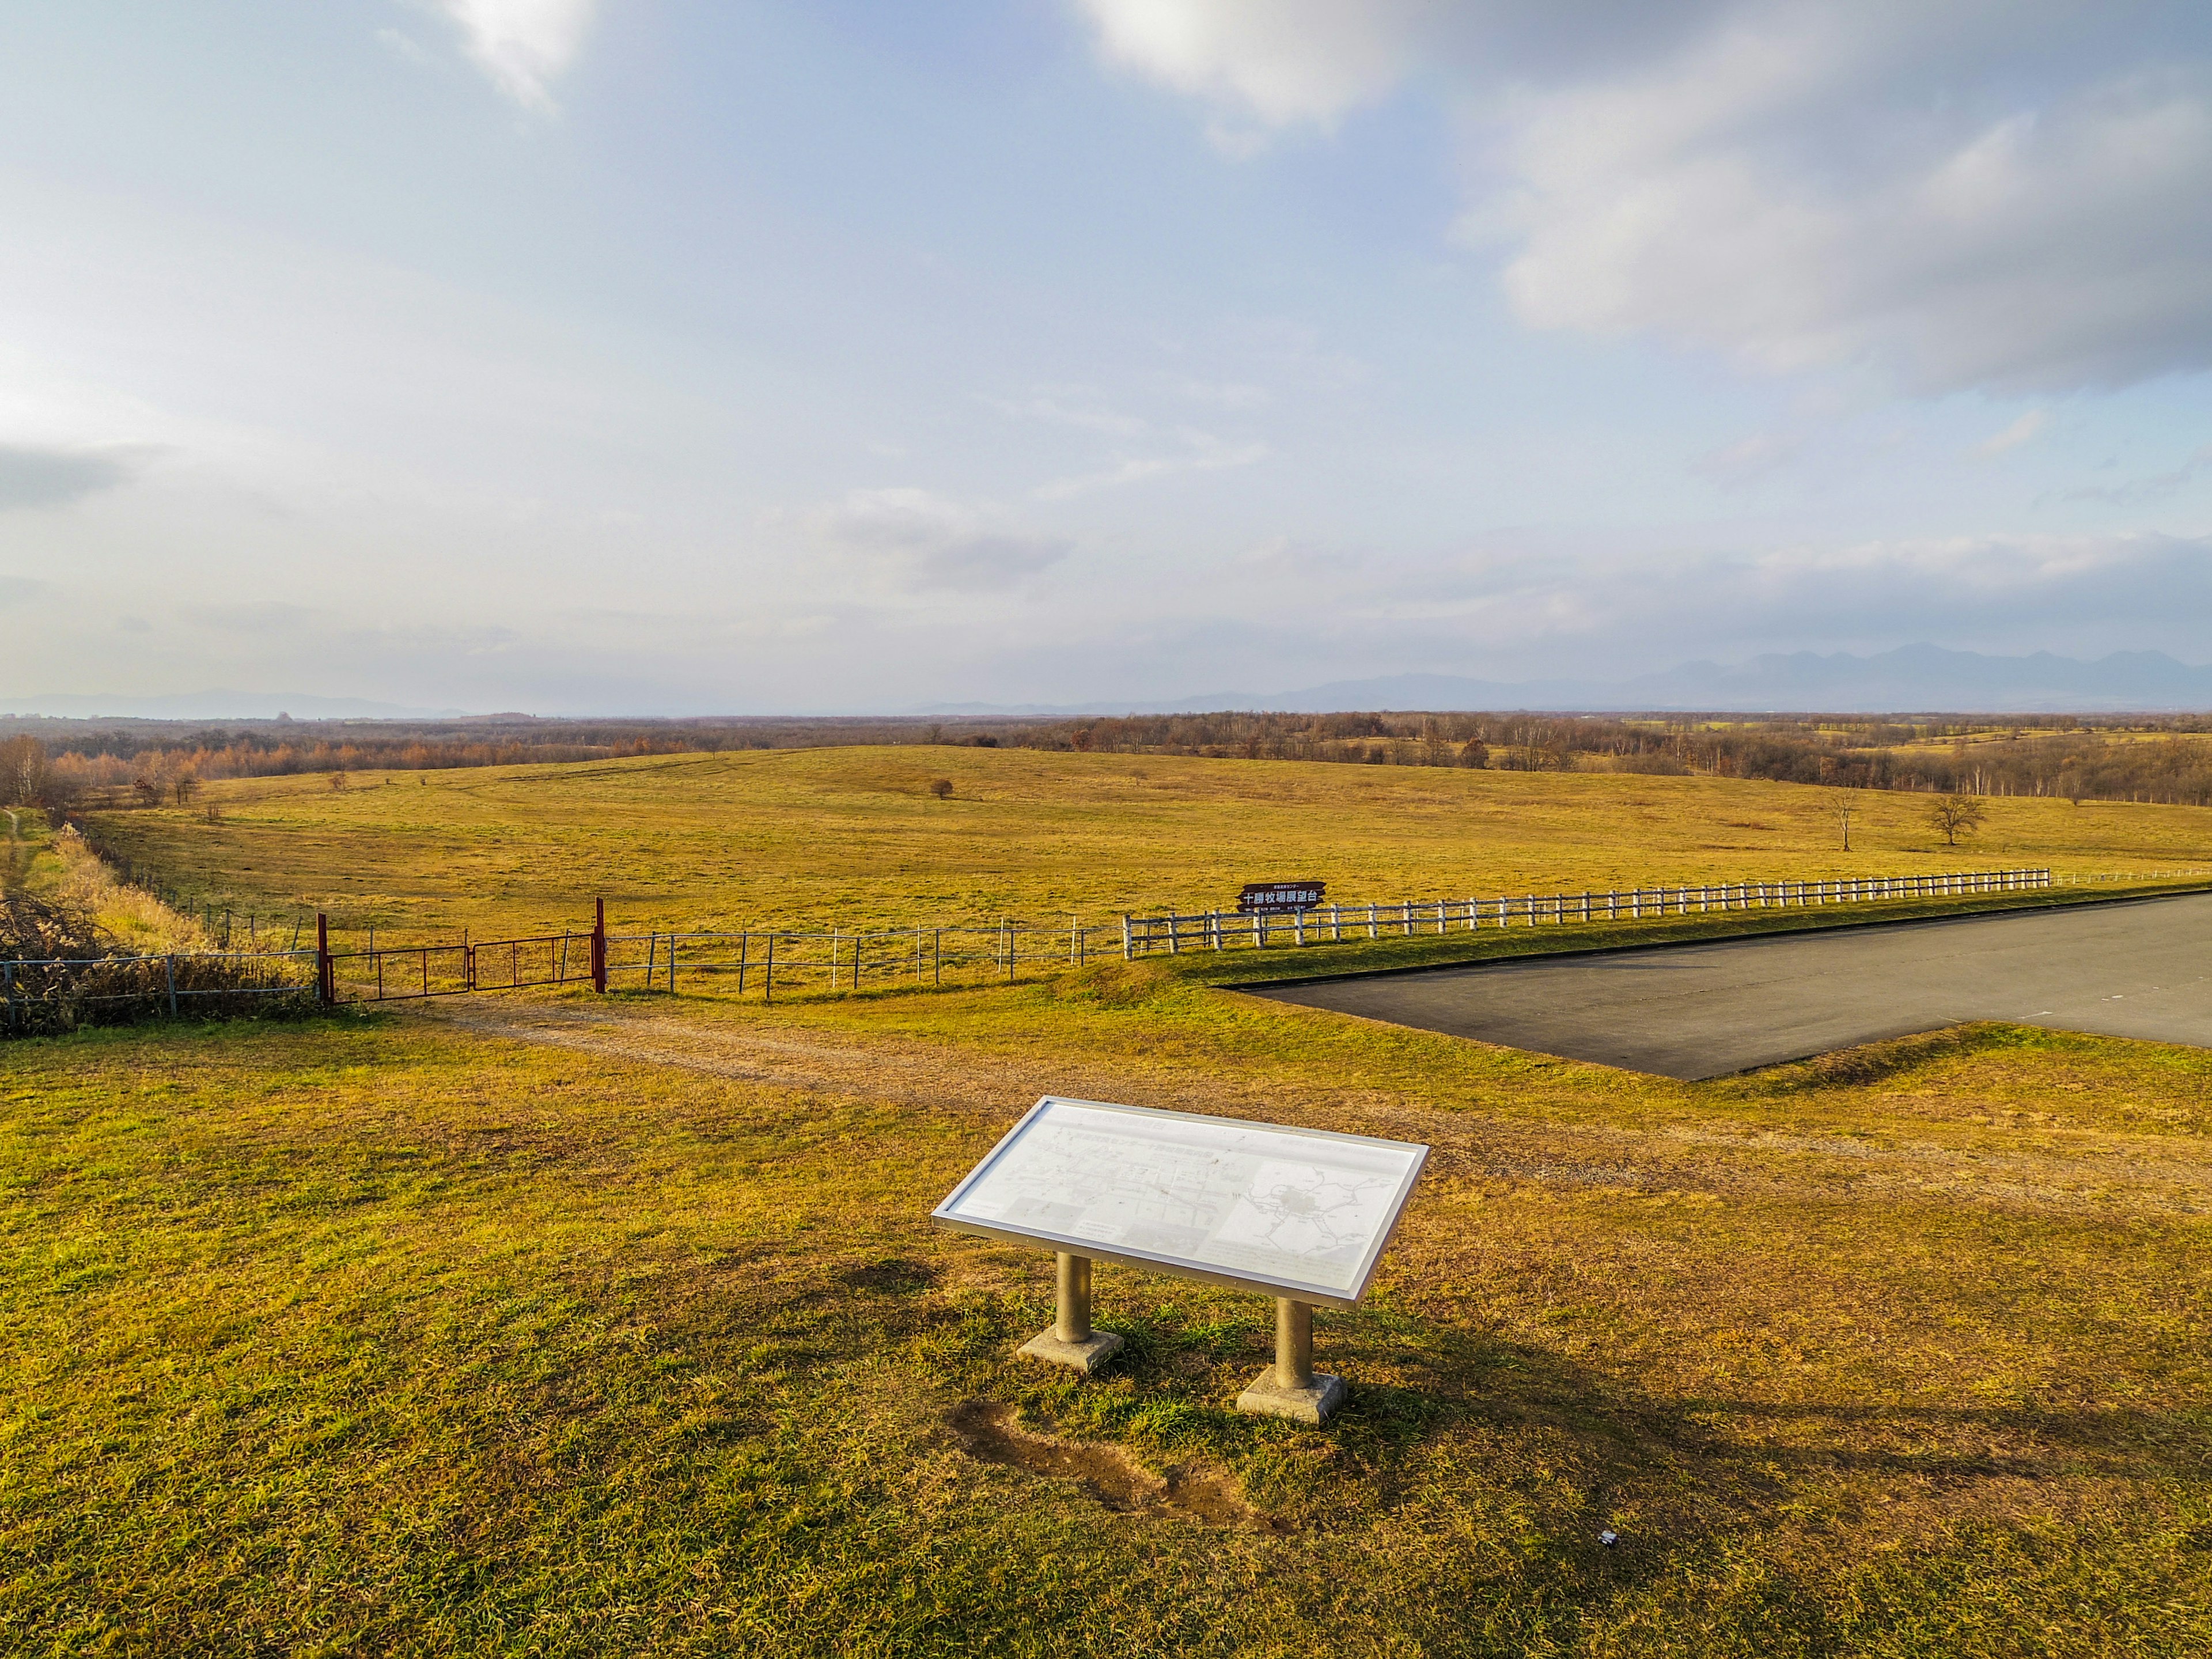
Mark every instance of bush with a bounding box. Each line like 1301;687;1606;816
1;892;312;1037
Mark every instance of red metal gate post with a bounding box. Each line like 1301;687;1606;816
316;912;334;1006
591;897;607;993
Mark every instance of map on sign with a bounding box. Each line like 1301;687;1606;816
931;1097;1428;1306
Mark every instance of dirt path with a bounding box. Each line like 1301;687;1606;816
422;997;2212;1221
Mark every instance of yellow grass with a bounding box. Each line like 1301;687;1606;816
82;746;2212;944
17;819;208;953
3;975;2209;1654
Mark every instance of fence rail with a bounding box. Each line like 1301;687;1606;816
2;948;315;1034
1122;868;2054;956
17;861;2208;1031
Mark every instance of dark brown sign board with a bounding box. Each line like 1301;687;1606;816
1237;880;1325;914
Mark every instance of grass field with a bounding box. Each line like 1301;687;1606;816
12;751;2212;1652
4;968;2210;1655
82;745;2212;943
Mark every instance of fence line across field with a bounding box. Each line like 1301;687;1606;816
313;920;1122;1007
2;947;316;1032
1120;867;2054;956
14;862;2199;1029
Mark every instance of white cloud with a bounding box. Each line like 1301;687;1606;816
1081;2;2212;394
807;488;1072;591
1032;429;1268;499
1974;408;2048;458
1081;0;1434;127
1691;430;1800;486
424;0;596;112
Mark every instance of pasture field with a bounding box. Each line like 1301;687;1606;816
4;969;2210;1656
81;745;2212;942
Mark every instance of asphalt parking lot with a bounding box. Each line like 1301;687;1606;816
1248;892;2212;1079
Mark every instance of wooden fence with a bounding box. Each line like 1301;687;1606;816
1121;868;2054;957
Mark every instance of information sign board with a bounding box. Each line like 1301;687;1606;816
931;1096;1428;1309
1237;880;1326;914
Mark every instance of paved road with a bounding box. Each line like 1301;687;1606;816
1249;893;2212;1079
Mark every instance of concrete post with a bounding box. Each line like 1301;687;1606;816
1238;1297;1345;1424
1018;1251;1122;1374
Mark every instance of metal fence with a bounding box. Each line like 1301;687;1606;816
1122;868;2055;956
2;947;315;1034
313;915;1119;1007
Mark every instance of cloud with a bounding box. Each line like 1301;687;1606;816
0;576;48;607
808;489;1072;591
1081;0;1433;128
1691;431;1800;487
0;443;149;511
425;0;596;112
2054;442;2212;506
1032;429;1269;499
1974;408;2048;458
1081;2;2212;394
185;601;320;634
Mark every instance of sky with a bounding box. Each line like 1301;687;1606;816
3;0;2211;715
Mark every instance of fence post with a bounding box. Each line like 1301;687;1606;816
591;899;607;994
1005;919;1015;983
935;927;943;985
1122;916;1132;960
166;955;178;1018
738;933;749;994
764;933;775;1005
316;913;334;1006
5;959;14;1032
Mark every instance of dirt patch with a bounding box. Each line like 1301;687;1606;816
945;1399;1287;1534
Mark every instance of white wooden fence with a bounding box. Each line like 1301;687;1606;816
1121;868;2054;957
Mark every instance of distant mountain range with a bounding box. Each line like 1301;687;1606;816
13;645;2212;724
918;646;2212;717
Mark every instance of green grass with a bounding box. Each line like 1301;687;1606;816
5;966;2210;1655
81;745;2212;942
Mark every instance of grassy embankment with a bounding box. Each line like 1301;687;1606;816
82;744;2212;948
4;967;2210;1654
4;806;206;952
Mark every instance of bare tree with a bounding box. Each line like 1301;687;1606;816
1926;790;1987;847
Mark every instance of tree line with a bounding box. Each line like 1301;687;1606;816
10;711;2212;812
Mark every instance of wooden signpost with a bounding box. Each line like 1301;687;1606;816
933;1096;1428;1425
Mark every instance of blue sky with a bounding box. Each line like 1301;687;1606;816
3;1;2210;713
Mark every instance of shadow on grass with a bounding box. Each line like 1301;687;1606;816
892;1272;2212;1549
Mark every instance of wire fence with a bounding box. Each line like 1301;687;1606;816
2;948;315;1036
323;920;1115;1006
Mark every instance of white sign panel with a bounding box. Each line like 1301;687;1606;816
931;1097;1429;1308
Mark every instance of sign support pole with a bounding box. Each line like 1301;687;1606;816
1018;1252;1123;1375
1237;1298;1346;1425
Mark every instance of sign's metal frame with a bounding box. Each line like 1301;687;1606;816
930;1095;1430;1310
